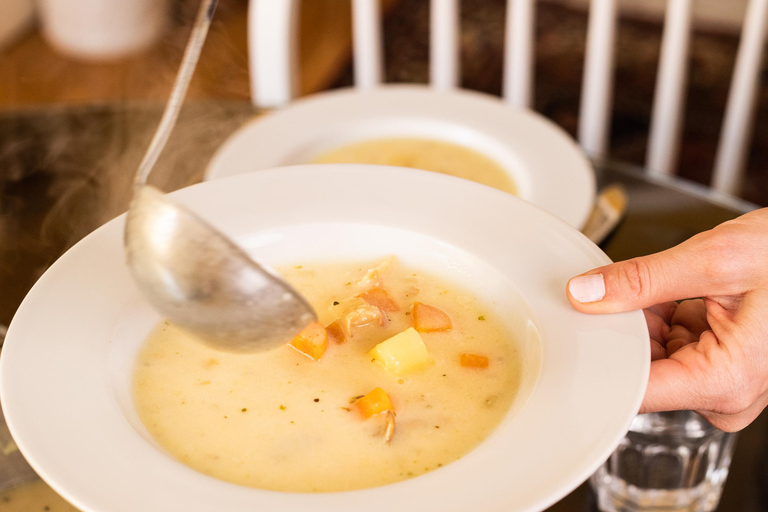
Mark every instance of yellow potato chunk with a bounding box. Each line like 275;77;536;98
369;327;433;376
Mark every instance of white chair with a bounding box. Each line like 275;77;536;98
248;0;768;198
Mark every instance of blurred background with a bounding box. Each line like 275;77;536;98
2;0;766;201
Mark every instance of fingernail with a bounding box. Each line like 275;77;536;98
569;274;605;303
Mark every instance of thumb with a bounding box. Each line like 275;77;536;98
566;240;716;314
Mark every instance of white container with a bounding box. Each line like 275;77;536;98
38;0;169;60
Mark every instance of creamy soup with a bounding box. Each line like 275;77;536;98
311;138;517;195
133;259;522;492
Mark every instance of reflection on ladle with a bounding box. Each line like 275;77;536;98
124;0;316;352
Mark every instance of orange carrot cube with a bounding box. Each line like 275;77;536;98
460;353;489;368
289;322;328;361
325;321;346;344
411;302;452;332
357;288;400;312
355;388;393;418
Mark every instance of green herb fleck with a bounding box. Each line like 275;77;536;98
333;301;339;306
349;395;364;404
478;315;486;321
345;282;352;286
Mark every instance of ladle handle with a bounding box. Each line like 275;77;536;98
133;0;218;188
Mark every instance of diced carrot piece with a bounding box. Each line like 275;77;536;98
411;302;452;332
355;388;393;418
357;288;400;312
325;321;346;344
460;353;489;368
289;322;328;361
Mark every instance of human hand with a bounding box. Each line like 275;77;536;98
566;208;768;432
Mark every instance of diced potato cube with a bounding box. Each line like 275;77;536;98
355;387;393;418
325;321;346;344
358;288;400;312
411;302;452;332
289;322;328;361
369;327;433;376
460;353;489;368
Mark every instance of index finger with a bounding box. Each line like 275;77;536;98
567;230;746;314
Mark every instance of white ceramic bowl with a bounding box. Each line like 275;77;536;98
206;85;596;230
0;166;647;512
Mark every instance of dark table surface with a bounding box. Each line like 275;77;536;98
0;102;765;511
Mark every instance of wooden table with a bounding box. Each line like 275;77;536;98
0;0;358;108
0;101;765;511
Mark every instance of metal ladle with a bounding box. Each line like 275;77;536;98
124;0;316;352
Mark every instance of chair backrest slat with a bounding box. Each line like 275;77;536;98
578;0;617;159
248;0;765;198
430;0;460;90
712;0;768;195
646;0;693;177
503;0;535;108
352;0;383;89
248;0;299;108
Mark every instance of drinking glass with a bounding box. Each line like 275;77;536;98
590;411;738;512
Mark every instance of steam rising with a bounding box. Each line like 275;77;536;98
0;102;255;325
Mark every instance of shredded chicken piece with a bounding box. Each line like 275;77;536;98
329;297;367;319
383;410;396;443
357;256;396;288
340;303;387;338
